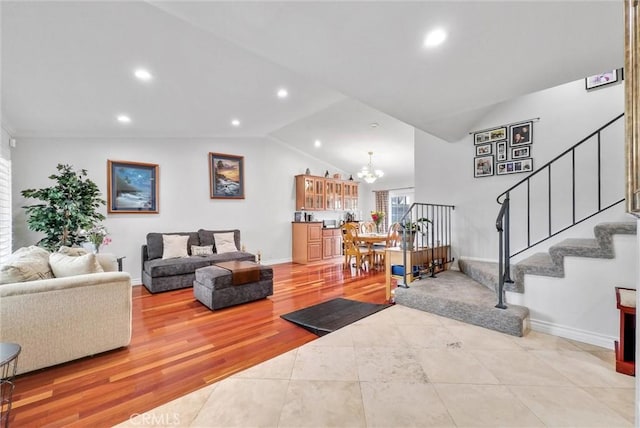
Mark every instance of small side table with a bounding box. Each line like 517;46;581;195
0;343;21;428
117;256;126;272
615;287;636;376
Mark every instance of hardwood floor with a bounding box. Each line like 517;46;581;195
8;260;386;427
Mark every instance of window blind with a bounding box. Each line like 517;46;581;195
0;158;12;263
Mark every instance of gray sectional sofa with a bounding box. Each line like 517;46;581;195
141;229;256;293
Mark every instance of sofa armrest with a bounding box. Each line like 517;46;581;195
0;272;132;374
0;271;130;297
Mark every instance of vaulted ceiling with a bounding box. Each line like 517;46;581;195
1;1;624;184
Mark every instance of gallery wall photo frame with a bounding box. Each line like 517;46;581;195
512;146;530;159
474;126;507;145
509;121;533;146
496;141;507;161
496;158;533;175
475;143;492;156
209;152;245;199
107;160;159;214
585;69;620;90
474;155;494;178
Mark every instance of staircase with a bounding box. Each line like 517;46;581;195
394;115;633;340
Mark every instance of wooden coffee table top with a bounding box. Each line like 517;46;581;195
216;261;261;285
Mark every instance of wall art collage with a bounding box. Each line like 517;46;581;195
473;121;534;178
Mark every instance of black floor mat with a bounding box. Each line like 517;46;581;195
280;298;391;336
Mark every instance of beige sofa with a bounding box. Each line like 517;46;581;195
0;253;132;375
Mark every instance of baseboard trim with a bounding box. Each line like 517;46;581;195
530;318;616;350
458;256;498;264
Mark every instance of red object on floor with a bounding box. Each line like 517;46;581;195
615;287;636;376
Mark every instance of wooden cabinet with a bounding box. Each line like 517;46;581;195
292;222;323;264
322;228;342;259
343;181;358;211
295;175;325;211
295;174;358;211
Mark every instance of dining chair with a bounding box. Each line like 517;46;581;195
360;221;376;234
342;223;372;269
374;222;401;266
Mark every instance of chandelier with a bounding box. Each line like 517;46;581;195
357;151;384;184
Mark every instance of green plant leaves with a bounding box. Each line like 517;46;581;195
21;164;105;251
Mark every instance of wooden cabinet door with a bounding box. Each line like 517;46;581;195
308;242;322;261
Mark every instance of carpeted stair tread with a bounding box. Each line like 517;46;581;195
511;221;636;293
394;270;529;337
549;238;610;260
457;259;500;292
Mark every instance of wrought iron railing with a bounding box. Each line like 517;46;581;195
495;113;625;308
396;202;455;288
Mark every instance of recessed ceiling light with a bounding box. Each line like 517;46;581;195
231;119;241;127
134;68;153;81
424;28;447;48
117;114;131;124
314;139;322;148
370;122;379;128
277;88;289;99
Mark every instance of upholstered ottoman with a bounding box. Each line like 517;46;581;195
193;261;273;310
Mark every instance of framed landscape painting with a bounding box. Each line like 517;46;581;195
107;160;159;213
209;152;244;199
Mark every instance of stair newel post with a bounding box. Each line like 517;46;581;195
495;193;509;309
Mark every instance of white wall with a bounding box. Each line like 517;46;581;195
10;136;346;283
416;78;627;261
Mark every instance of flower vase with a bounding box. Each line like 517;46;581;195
82;242;97;254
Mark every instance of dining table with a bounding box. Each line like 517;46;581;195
356;232;388;266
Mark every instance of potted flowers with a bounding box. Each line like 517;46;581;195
80;224;111;253
370;210;385;233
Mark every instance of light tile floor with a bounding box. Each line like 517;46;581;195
118;305;635;427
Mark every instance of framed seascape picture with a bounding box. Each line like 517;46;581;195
474;155;494;178
496;141;507;161
510;121;532;146
474;126;507;145
585;69;619;90
209;152;244;199
107;160;159;213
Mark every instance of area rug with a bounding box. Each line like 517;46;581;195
280;298;391;336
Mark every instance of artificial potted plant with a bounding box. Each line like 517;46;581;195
400;217;431;250
21;164;106;251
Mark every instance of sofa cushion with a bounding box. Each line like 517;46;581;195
146;232;200;260
191;245;214;256
144;252;256;278
162;235;190;259
0;246;54;284
214;232;238;253
49;252;103;278
198;229;241;253
58;246;104;272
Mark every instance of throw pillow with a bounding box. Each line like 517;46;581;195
162;234;189;259
0;246;54;284
58;246;104;273
214;232;238;254
191;245;214;256
49;252;102;278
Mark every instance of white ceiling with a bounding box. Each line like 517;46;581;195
1;1;624;184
